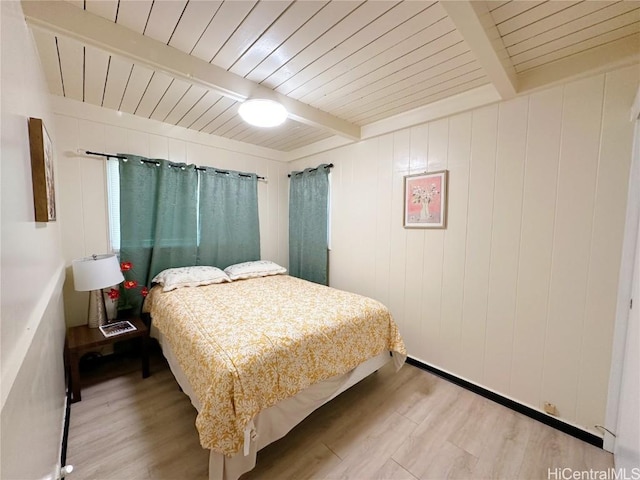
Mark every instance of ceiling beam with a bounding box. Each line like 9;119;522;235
21;0;361;141
441;0;518;99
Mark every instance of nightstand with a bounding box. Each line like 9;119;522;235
65;317;150;403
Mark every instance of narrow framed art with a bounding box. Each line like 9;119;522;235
28;117;56;222
403;170;448;229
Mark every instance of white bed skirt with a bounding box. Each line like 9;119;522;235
151;326;401;480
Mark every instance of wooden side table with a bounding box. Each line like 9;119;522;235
65;317;150;403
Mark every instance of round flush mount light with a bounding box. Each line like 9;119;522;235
238;99;288;128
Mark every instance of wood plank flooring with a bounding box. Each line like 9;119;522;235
67;351;612;479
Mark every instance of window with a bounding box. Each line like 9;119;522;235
106;158;120;252
107;158;205;251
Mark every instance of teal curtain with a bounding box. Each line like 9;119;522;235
119;155;198;311
197;169;260;269
289;164;330;285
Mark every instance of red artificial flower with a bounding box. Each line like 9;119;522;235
108;288;120;300
120;261;133;272
141;286;149;297
124;280;138;289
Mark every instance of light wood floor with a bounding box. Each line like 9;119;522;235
67;351;612;479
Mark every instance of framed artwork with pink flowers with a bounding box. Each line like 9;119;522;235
403;170;448;229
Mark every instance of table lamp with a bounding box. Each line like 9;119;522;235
72;254;124;328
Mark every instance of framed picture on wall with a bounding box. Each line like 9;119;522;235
403;170;448;229
28;117;56;222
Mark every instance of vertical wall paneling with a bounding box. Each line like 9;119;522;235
577;68;637;430
103;125;130;156
125;128;150;158
348;141;379;299
78;121;110;255
168;138;187;163
1;2;67;476
426;120;447;172
257;172;268;261
388;130;412;351
460;105;498;381
279;161;290;269
483;96;528;393
541;76;604;422
374;135;394;308
147;133;170;160
438;112;471;372
1;284;66;480
290;68;638;434
329;148;349;290
406;125;428;360
276;163;289;264
56;115;83;260
420;121;448;364
260;164;275;263
261;162;281;262
409;124;429;173
55;116;87;326
510;86;563;410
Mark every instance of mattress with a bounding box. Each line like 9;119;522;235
152;325;394;480
144;274;406;456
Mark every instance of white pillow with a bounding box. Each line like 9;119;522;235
224;260;286;281
152;266;231;292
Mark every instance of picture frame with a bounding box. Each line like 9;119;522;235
403;170;448;229
28;117;56;222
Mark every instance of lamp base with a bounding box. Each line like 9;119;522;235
87;289;107;328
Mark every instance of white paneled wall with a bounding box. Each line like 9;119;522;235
1;2;66;478
54;102;290;327
292;66;638;436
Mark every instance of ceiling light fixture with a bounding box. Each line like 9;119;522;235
238;99;288;128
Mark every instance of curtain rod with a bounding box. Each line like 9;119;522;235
288;163;334;178
81;150;267;181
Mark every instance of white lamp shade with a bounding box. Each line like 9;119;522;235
72;254;124;291
238;99;287;127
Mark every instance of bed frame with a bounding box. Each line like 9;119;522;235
151;325;394;480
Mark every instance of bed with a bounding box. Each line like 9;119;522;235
144;272;406;480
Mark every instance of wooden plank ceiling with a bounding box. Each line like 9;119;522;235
25;0;640;153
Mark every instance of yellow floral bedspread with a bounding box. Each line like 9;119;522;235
144;275;406;455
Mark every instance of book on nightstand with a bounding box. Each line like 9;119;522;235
99;320;137;338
